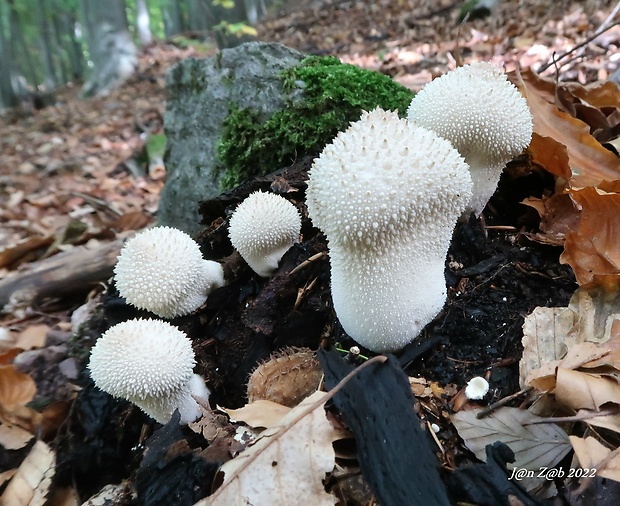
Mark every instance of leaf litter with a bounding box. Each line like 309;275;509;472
1;0;620;504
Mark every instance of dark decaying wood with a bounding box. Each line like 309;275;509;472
319;348;451;506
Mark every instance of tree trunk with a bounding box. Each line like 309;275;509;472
161;0;182;37
0;1;17;108
62;10;84;80
136;0;152;45
80;0;137;97
37;0;58;89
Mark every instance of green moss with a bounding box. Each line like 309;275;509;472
218;56;415;188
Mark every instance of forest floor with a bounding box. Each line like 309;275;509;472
1;0;620;505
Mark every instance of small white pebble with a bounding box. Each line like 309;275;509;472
465;376;489;400
431;423;440;433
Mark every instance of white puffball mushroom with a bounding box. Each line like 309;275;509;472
465;376;490;400
228;191;302;277
114;226;225;318
306;107;473;353
88;318;209;424
407;62;533;217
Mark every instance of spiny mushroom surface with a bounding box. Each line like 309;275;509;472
114;226;225;318
407;62;533;217
228;190;302;277
306;107;473;352
88;318;209;424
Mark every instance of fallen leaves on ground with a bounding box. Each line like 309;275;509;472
451;407;571;475
197;391;338;506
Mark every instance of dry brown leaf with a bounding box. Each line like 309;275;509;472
520;278;620;388
566;81;620;110
196;391;337;506
555;368;620;411
0;423;34;450
560;188;620;285
13;325;50;350
0;440;55;506
518;69;620;187
527;133;571;180
520;306;579;389
526;341;612;392
0;365;37;411
522;192;577;246
570;436;620;482
451;407;571;473
222;400;292;429
0;236;54;270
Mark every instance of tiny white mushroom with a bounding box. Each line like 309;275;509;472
88;318;209;424
407;62;533;217
465;376;490;400
228;191;302;277
306;108;473;353
114;226;225;318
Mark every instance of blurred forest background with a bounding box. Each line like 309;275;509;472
0;0;270;107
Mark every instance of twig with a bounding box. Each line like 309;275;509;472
538;2;620;74
476;386;533;419
522;407;618;425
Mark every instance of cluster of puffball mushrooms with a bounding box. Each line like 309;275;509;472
88;62;533;424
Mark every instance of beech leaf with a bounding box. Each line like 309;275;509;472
196;391;337;506
451;407;571;471
0;440;55;506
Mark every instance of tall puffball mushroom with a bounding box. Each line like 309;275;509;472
114;226;225;318
407;62;533;217
306;108;473;353
88;318;210;424
228;191;302;277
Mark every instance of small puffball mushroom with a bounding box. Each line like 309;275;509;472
306;107;473;353
114;226;225;318
228;191;302;277
88;318;209;424
407;62;533;217
465;376;490;400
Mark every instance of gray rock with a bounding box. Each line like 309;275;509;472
159;42;306;235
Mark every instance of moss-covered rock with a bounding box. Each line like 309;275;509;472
218;56;414;188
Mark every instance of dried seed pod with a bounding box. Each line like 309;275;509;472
247;348;322;407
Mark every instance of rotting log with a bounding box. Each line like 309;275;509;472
0;240;122;310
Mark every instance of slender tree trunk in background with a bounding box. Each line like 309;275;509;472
80;0;137;97
187;0;209;32
8;0;40;86
62;10;84;80
37;0;58;89
136;0;152;45
50;7;70;84
161;0;182;37
0;1;18;108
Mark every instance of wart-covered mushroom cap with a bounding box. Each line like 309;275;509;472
407;62;533;217
306;107;473;353
88;318;209;424
114;226;225;318
228;190;302;277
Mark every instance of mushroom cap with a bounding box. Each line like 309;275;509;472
88;318;206;424
406;62;532;167
465;376;490;400
407;62;533;216
306;108;473;352
88;318;195;400
114;226;224;318
306;108;472;249
228;191;302;277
